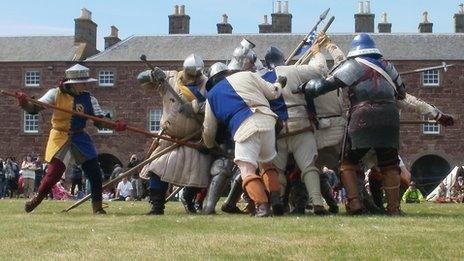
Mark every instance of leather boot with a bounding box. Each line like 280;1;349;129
242;174;269;215
147;188;166;215
381;165;402;216
340;161;363;215
25;194;46;213
260;166;283;215
313;205;330;215
181;187;198;214
92;201;107;215
254;203;271;217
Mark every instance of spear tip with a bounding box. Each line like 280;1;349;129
320;8;330;20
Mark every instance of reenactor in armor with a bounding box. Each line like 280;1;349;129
202;46;287;217
18;64;126;214
301;33;412;215
137;54;212;215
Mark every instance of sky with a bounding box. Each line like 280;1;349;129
0;0;462;50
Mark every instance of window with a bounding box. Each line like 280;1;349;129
423;116;440;134
422;69;440;86
98;109;114;134
25;71;40;87
149;109;163;132
99;70;115;87
24;112;39;133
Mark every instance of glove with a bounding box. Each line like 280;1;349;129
178;102;195;116
436;113;454;127
314;32;331;48
151;67;167;85
16;91;29;106
277;76;287;88
302;79;318;98
114;120;127;132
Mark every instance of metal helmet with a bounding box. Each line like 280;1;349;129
347;33;382;58
264;46;285;69
227;58;243;71
209;62;228;78
183;54;204;76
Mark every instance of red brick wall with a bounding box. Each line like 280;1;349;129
1;60;462;170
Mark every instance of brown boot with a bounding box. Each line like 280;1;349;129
340;161;363;215
92;201;107;215
242;174;269;208
260;165;284;216
381;165;401;216
25;195;45;213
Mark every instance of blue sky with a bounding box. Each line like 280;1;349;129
0;0;461;49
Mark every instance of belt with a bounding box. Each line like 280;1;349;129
352;99;395;108
52;127;84;135
318;115;342;120
277;126;314;139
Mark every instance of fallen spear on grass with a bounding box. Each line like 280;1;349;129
62;131;200;212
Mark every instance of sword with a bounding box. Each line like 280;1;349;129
400;62;454;75
285;8;330;65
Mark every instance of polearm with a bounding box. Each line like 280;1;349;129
295;16;335;65
284;8;330;65
400;62;454;75
0;90;203;150
400;120;438;124
140;54;203;125
62;130;200;212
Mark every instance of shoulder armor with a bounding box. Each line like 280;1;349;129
332;59;364;86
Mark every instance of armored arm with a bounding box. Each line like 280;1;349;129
384;61;406;100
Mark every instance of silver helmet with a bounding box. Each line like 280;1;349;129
183;54;204;76
209;62;228;78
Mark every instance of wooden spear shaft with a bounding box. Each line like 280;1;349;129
0;90;203;150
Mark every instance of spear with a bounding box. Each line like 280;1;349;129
0;90;203;150
285;8;330;65
400;62;454;75
295;16;335;65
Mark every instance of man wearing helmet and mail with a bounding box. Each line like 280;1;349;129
137;54;211;215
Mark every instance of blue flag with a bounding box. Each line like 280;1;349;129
295;30;316;56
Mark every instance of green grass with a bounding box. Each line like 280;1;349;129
0;199;463;260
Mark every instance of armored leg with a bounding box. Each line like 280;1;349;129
203;174;227;214
221;172;244;214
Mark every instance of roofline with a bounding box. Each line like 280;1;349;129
85;35;136;61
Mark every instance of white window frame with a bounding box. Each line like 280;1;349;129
98;70;115;87
422;116;440;135
23;112;39;133
422;69;440;87
98;108;114;134
149;109;163;132
25;70;41;87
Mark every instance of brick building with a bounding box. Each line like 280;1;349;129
1;4;463;192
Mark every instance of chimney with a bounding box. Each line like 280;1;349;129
271;1;292;33
418;11;433;33
259;15;272;33
169;4;190;34
354;1;375;33
378;12;392;33
74;8;97;49
104;26;121;50
454;4;464;33
217;14;233;34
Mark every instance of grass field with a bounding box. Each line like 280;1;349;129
0;199;463;260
